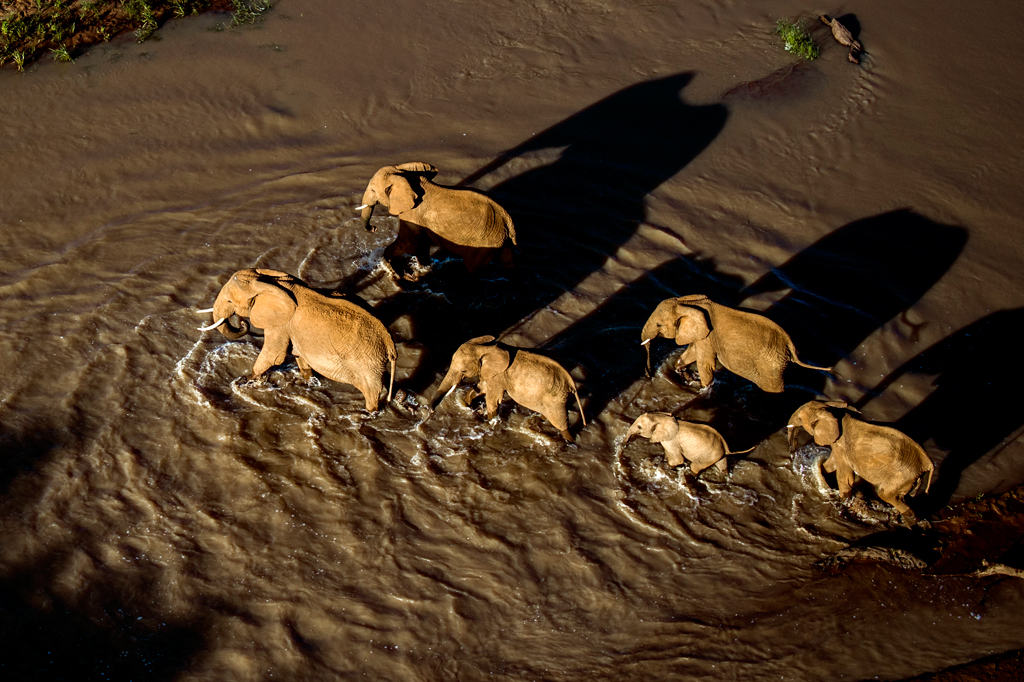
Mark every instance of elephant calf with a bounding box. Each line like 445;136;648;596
640;294;831;393
432;335;585;443
197;268;396;412
788;400;934;519
624;412;754;475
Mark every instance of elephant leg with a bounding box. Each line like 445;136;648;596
876;483;913;516
836;464;856;498
462;386;483;407
484;389;504;420
822;453;838;473
296;356;313;383
694;345;717;388
252;331;290;380
663;442;685;467
462;248;496;276
540;401;573;443
674;344;698;373
353;372;383;412
715;457;728;472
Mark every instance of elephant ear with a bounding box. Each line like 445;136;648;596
249;281;297;329
479;345;511;382
395;162;438;181
810;411;841;445
385;174;418;215
649;415;680;443
675;305;711;346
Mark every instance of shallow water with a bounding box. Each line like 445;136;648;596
2;1;1024;680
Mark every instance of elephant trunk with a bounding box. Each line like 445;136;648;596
213;296;249;340
640;320;658;377
359;202;376;232
786;424;799;453
624;422;641;444
432;368;464;408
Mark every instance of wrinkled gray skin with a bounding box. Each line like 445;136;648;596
432;335;585;443
640;294;831;393
788;400;934;519
202;268;396;412
359;162;516;276
625;412;753;474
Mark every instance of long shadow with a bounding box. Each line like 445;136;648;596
853;308;1024;512
372;72;727;395
529;210;967;447
737;209;967;368
0;554;204;681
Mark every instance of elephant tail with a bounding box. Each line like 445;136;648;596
573;389;586;428
787;339;833;373
387;348;396;405
728;444;757;455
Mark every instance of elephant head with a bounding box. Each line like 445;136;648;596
198;269;299;340
787;400;855;451
639;296;712;373
625;412;679;444
432;335;510;407
357;162;439;231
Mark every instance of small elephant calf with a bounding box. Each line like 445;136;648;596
788;400;934;519
624;412;754;475
432;335;585;443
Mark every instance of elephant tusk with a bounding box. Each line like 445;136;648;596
444;384;458;399
640;339;651;346
355;204;369;210
195;307;214;314
786;424;795;429
197;317;227;332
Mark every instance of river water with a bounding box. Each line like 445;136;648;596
2;1;1023;680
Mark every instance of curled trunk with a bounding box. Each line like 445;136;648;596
213;297;250;340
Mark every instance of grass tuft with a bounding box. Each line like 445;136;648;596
230;0;271;26
775;19;819;60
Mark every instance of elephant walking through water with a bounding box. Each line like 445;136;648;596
198;268;397;412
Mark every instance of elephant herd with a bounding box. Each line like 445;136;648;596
197;162;935;523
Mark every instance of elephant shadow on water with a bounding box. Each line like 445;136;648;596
853;307;1024;513
527;209;966;456
369;72;727;395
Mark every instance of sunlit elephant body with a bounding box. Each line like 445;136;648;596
358;163;516;276
640;295;830;392
200;268;396;412
432;335;585;443
788;400;934;517
625;412;753;474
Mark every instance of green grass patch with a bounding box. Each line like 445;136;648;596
0;0;269;71
775;19;819;61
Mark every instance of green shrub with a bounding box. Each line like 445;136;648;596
775;19;819;60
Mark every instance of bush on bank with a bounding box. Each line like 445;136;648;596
0;0;269;70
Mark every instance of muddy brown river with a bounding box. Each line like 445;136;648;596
2;1;1024;680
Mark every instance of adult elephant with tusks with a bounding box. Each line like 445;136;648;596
197;268;396;413
356;162;517;277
